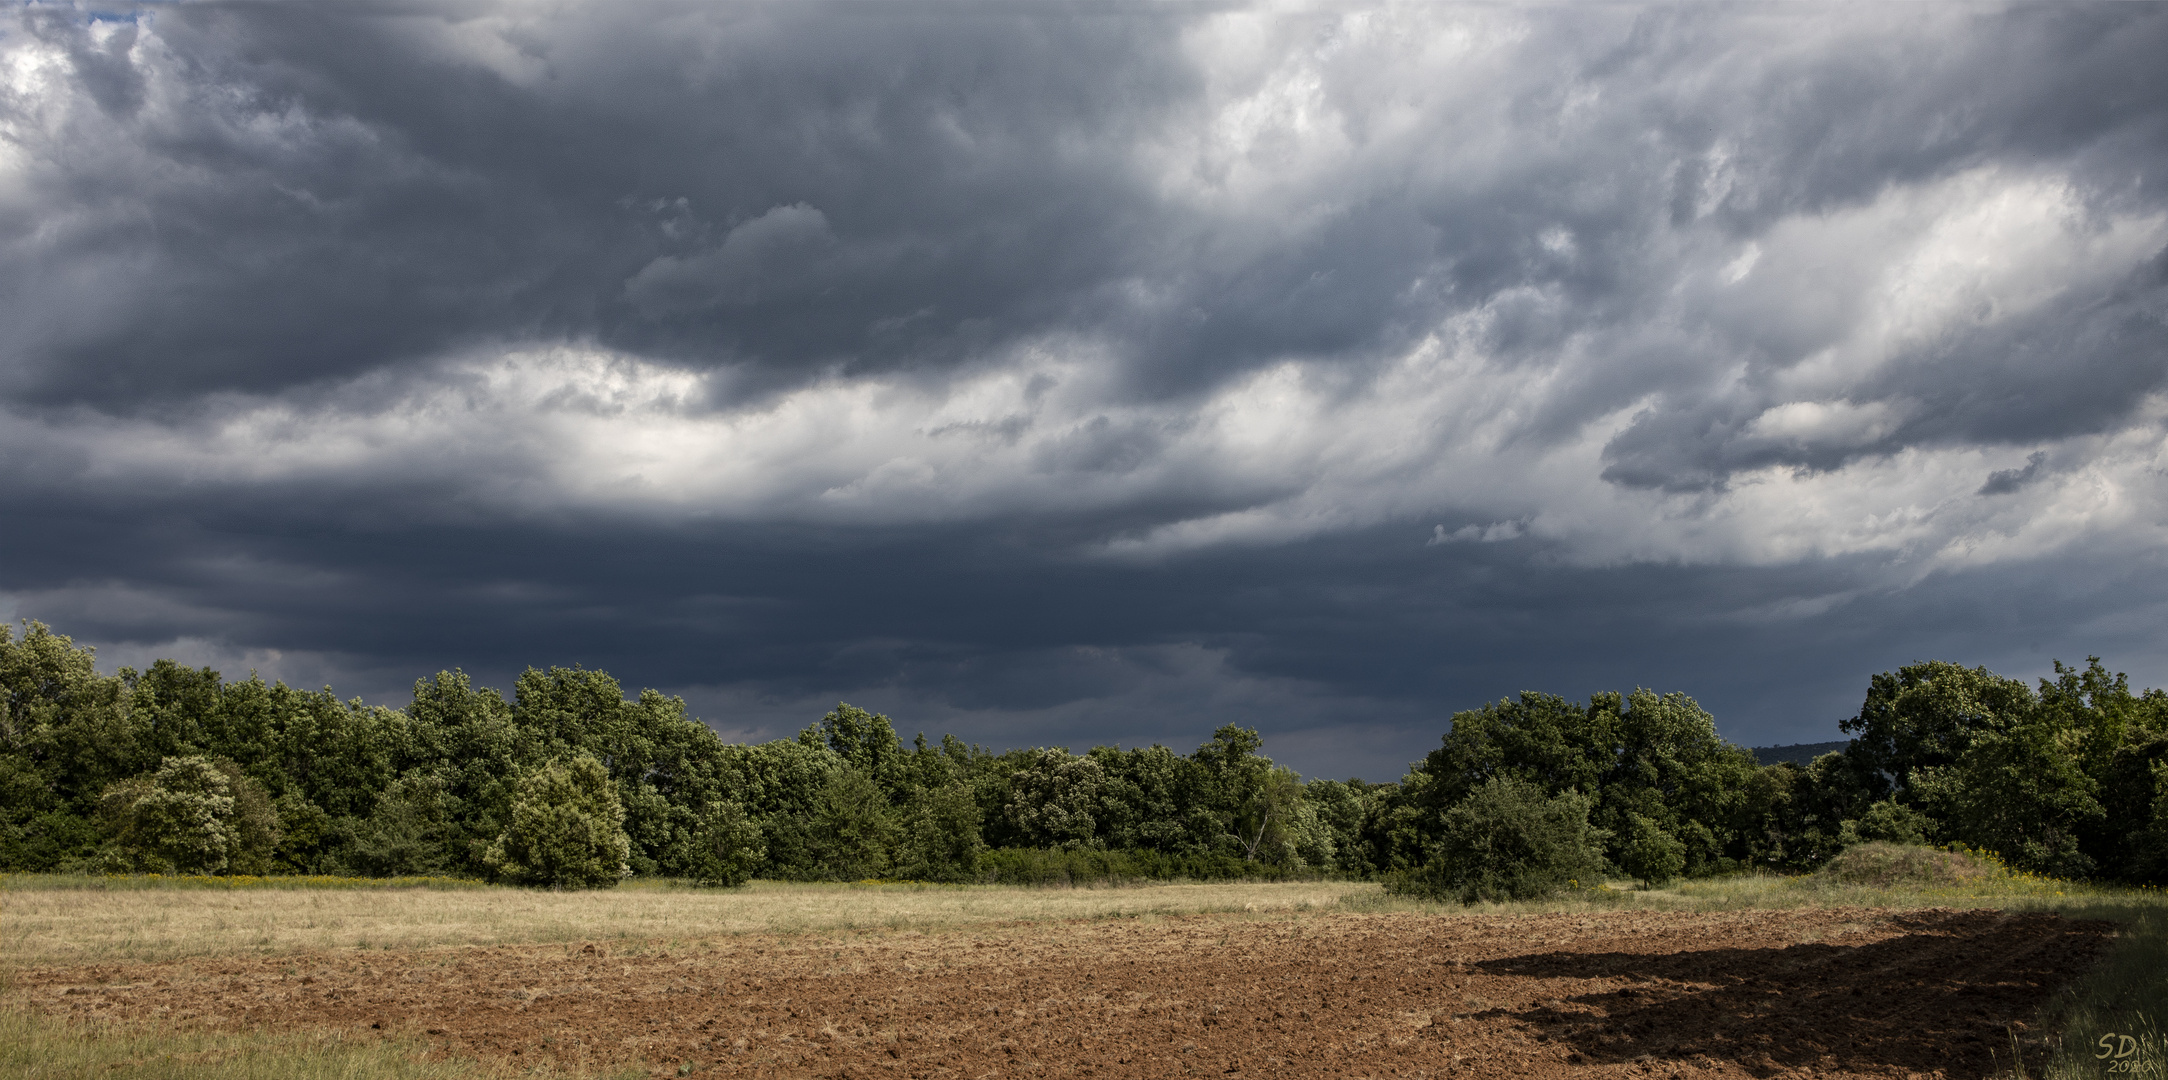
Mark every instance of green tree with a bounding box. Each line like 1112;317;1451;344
95;756;280;875
1911;710;2103;877
808;704;906;792
1389;776;1608;904
1301;778;1377;877
800;767;898;879
684;800;764;887
1837;799;1935;847
483;756;632;889
892;781;985;881
1840;660;2035;805
1615;811;1686;886
1089;745;1191;853
1413;688;1758;878
349;771;456;877
2035;659;2168;881
1006;748;1104;850
1;621;131;869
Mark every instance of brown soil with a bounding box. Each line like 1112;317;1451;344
11;907;2110;1080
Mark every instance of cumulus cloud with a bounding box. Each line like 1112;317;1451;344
3;2;2166;777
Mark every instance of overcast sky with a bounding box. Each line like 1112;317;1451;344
3;3;2165;780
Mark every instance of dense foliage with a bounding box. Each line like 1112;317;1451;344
5;621;2167;894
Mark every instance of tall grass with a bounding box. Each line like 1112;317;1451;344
2032;906;2166;1080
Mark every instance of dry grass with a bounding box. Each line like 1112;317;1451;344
0;876;1376;969
0;1008;552;1080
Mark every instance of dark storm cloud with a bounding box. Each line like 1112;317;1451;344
2;2;1208;408
4;3;2168;779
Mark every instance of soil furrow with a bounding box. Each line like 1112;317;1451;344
11;907;2110;1080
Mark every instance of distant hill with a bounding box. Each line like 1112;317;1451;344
1751;740;1849;766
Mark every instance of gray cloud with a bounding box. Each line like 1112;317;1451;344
3;3;2166;778
1980;451;2049;496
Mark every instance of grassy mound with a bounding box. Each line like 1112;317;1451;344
1815;842;1997;888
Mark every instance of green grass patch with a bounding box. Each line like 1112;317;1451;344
2031;905;2167;1080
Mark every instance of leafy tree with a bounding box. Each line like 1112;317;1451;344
1179;725;1275;857
1;621;132;869
1086;745;1190;852
1837;799;1935;847
684;800;764;887
2037;659;2168;881
2127;761;2168;885
1006;748;1105;850
808;704;906;792
350;772;456;877
1911;710;2103;877
892;781;985;881
1413;688;1759;879
1302;778;1377;877
1421;692;1614;808
1752;751;1879;871
1239;765;1333;869
483;756;631;889
1595;689;1761;875
1616;811;1686;886
95;756;280;875
797;766;899;879
404;670;521;874
1840;660;2035;805
1389;776;1607;903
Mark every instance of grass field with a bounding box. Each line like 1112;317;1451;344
0;875;1372;968
2;865;2161;1080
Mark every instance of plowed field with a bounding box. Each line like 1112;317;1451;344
12;906;2109;1080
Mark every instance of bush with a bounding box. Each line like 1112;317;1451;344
1837;799;1936;847
482;756;632;889
763;767;898;881
93;756;280;875
892;782;985;882
1616;811;1686;886
979;847;1147;886
1387;776;1609;904
349;773;455;877
685;800;764;887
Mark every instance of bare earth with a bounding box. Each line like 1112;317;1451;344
12;906;2109;1080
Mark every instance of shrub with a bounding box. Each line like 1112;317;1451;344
1387;776;1609;904
1837;799;1936;847
93;756;280;875
1616;811;1686;886
482;756;631;889
892;782;985;882
349;772;455;877
685;799;764;887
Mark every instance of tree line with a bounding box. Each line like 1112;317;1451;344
3;621;2164;893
